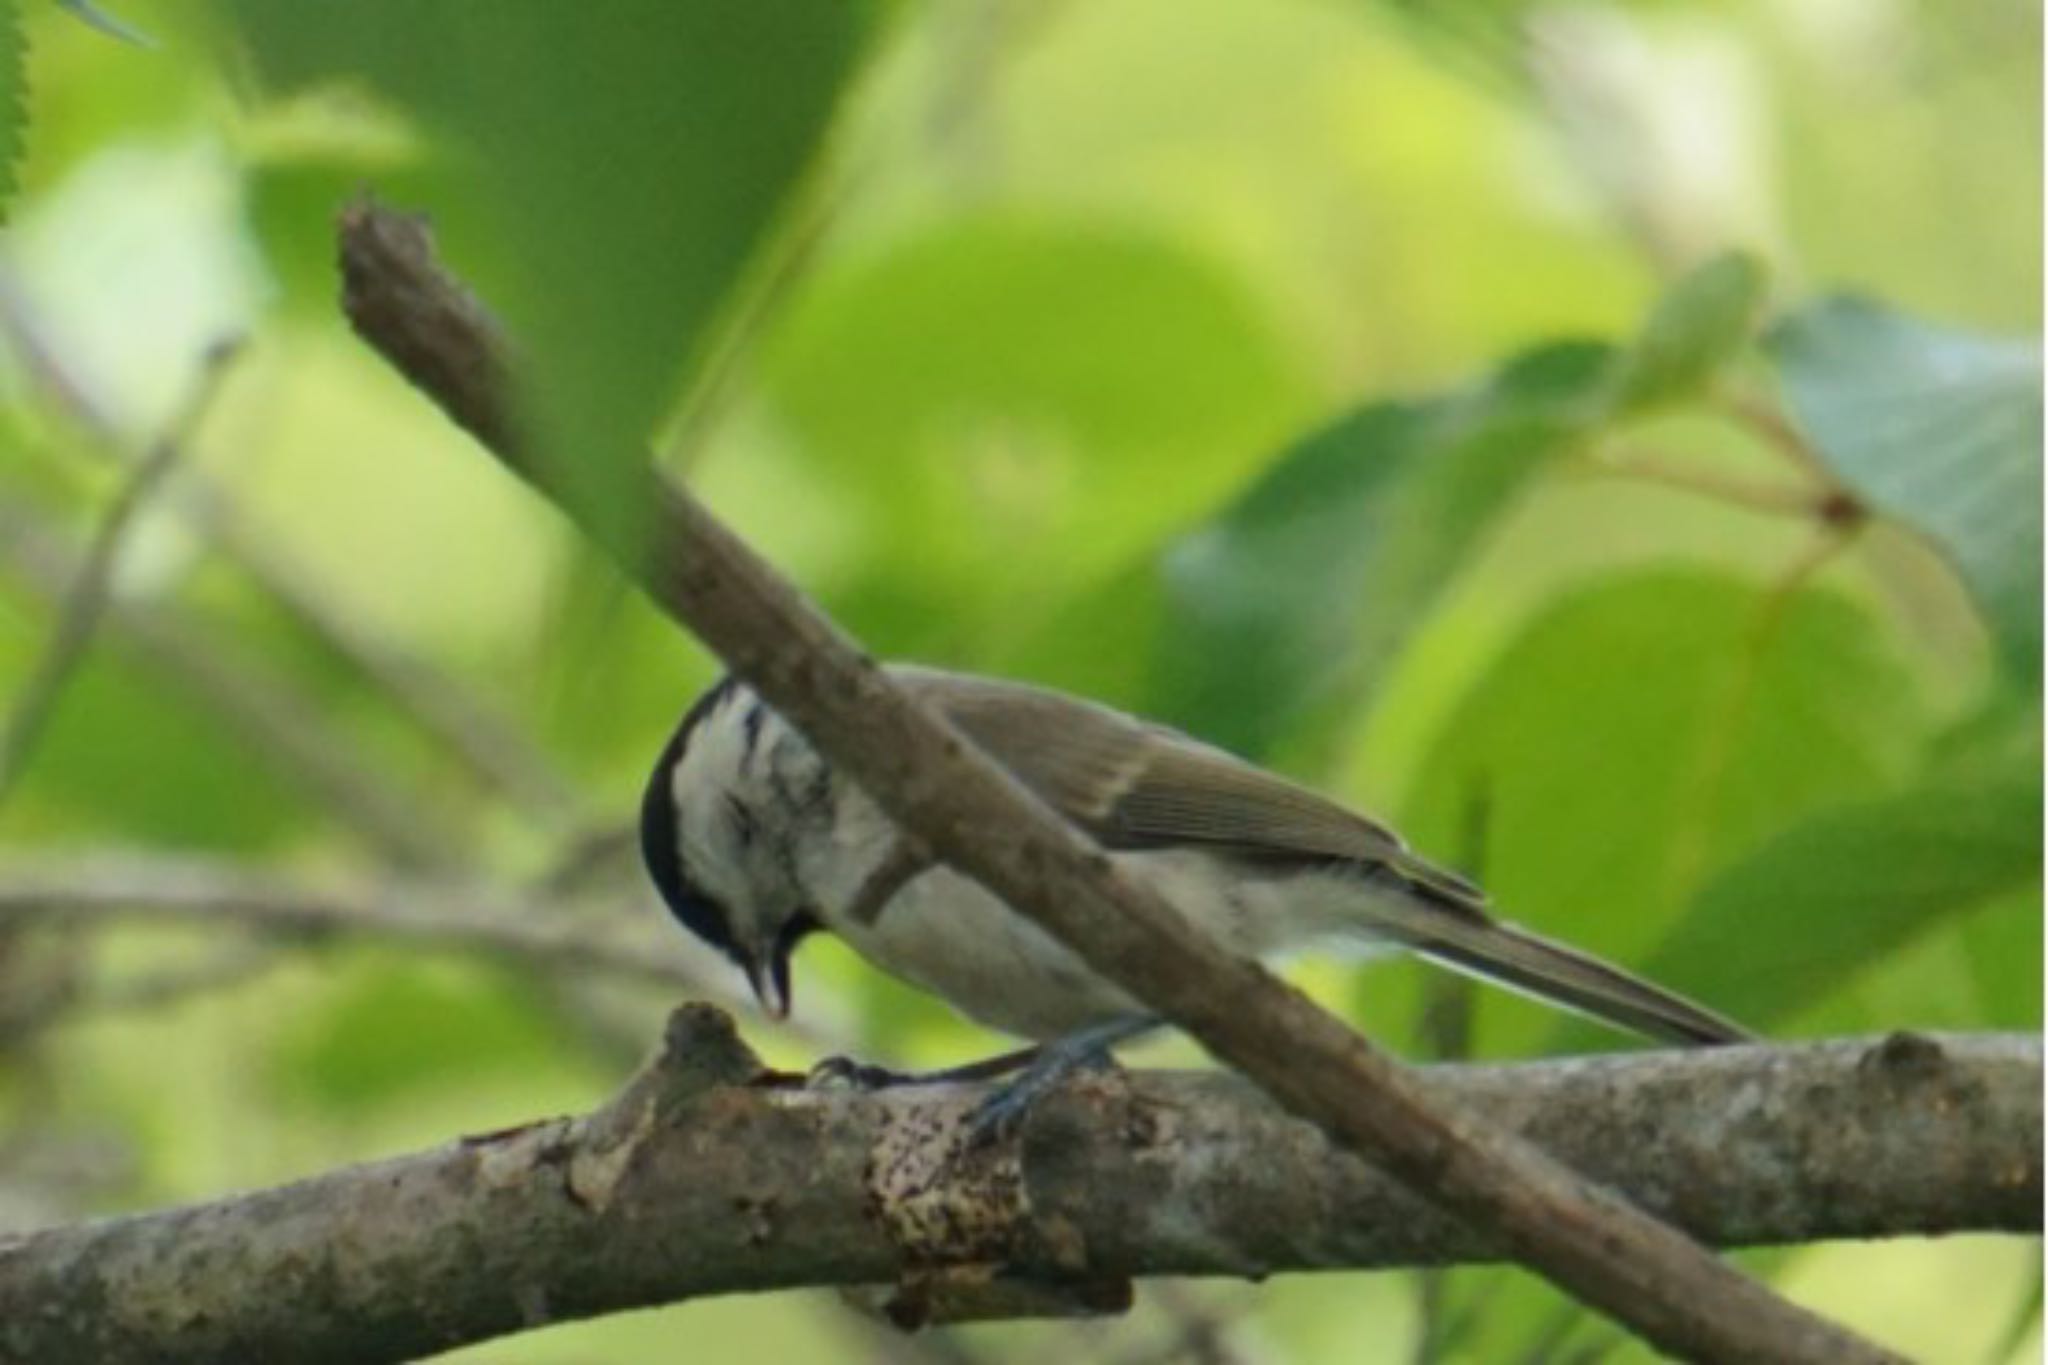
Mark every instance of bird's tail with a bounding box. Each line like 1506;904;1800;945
1380;906;1754;1047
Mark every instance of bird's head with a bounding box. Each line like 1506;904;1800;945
639;677;821;1019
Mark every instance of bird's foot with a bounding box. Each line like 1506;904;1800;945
805;1055;915;1092
805;1043;1042;1092
963;1016;1157;1147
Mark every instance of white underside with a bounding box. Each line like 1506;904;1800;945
818;846;1407;1040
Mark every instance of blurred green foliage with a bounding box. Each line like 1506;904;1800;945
270;957;589;1113
1773;297;2045;680
0;0;20;216
1409;569;1927;969
1611;249;1767;413
762;213;1314;660
1645;757;2042;1029
1149;337;1614;757
0;1;2037;1362
220;0;880;551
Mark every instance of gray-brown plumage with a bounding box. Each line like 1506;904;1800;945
645;665;1753;1047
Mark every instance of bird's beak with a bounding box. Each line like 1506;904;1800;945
745;951;790;1020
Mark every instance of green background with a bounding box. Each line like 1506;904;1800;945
0;2;2037;1361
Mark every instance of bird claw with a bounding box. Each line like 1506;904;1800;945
805;1055;912;1092
960;1015;1159;1147
961;1036;1121;1147
809;1016;1158;1144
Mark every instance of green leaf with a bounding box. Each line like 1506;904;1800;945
1957;886;2044;1028
1928;684;2042;788
1771;297;2043;680
1388;570;1930;1052
1638;757;2040;1029
761;216;1312;660
221;0;877;551
0;0;22;220
0;639;308;850
1612;249;1769;412
1147;340;1615;758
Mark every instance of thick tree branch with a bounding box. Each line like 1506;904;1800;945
335;196;1905;1363
0;1023;2033;1364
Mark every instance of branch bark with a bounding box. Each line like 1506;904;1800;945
0;1022;2033;1364
334;197;1908;1364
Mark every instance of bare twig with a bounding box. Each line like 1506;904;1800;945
0;264;584;828
0;341;239;808
188;502;587;825
0;852;867;1055
0;1021;2032;1364
336;198;1907;1363
0;855;707;994
0;505;462;870
80;944;284;1012
0;943;285;1048
0;267;115;430
532;822;640;898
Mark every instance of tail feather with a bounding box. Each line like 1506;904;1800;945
1394;914;1753;1048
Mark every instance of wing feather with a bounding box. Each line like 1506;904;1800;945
884;666;1753;1046
891;666;1484;910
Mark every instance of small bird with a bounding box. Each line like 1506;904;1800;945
640;665;1751;1092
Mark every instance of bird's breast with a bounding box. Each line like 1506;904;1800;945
808;844;1324;1040
823;867;1134;1039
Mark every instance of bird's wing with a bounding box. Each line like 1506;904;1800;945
890;666;1485;911
891;667;1756;1046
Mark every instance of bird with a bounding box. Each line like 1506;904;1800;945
639;665;1752;1116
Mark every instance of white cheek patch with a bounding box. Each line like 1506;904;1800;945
680;803;759;923
671;699;821;944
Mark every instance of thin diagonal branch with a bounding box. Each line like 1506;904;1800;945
0;340;238;807
0;1020;2032;1364
336;197;1905;1363
0;263;584;828
181;492;586;825
0;505;462;870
